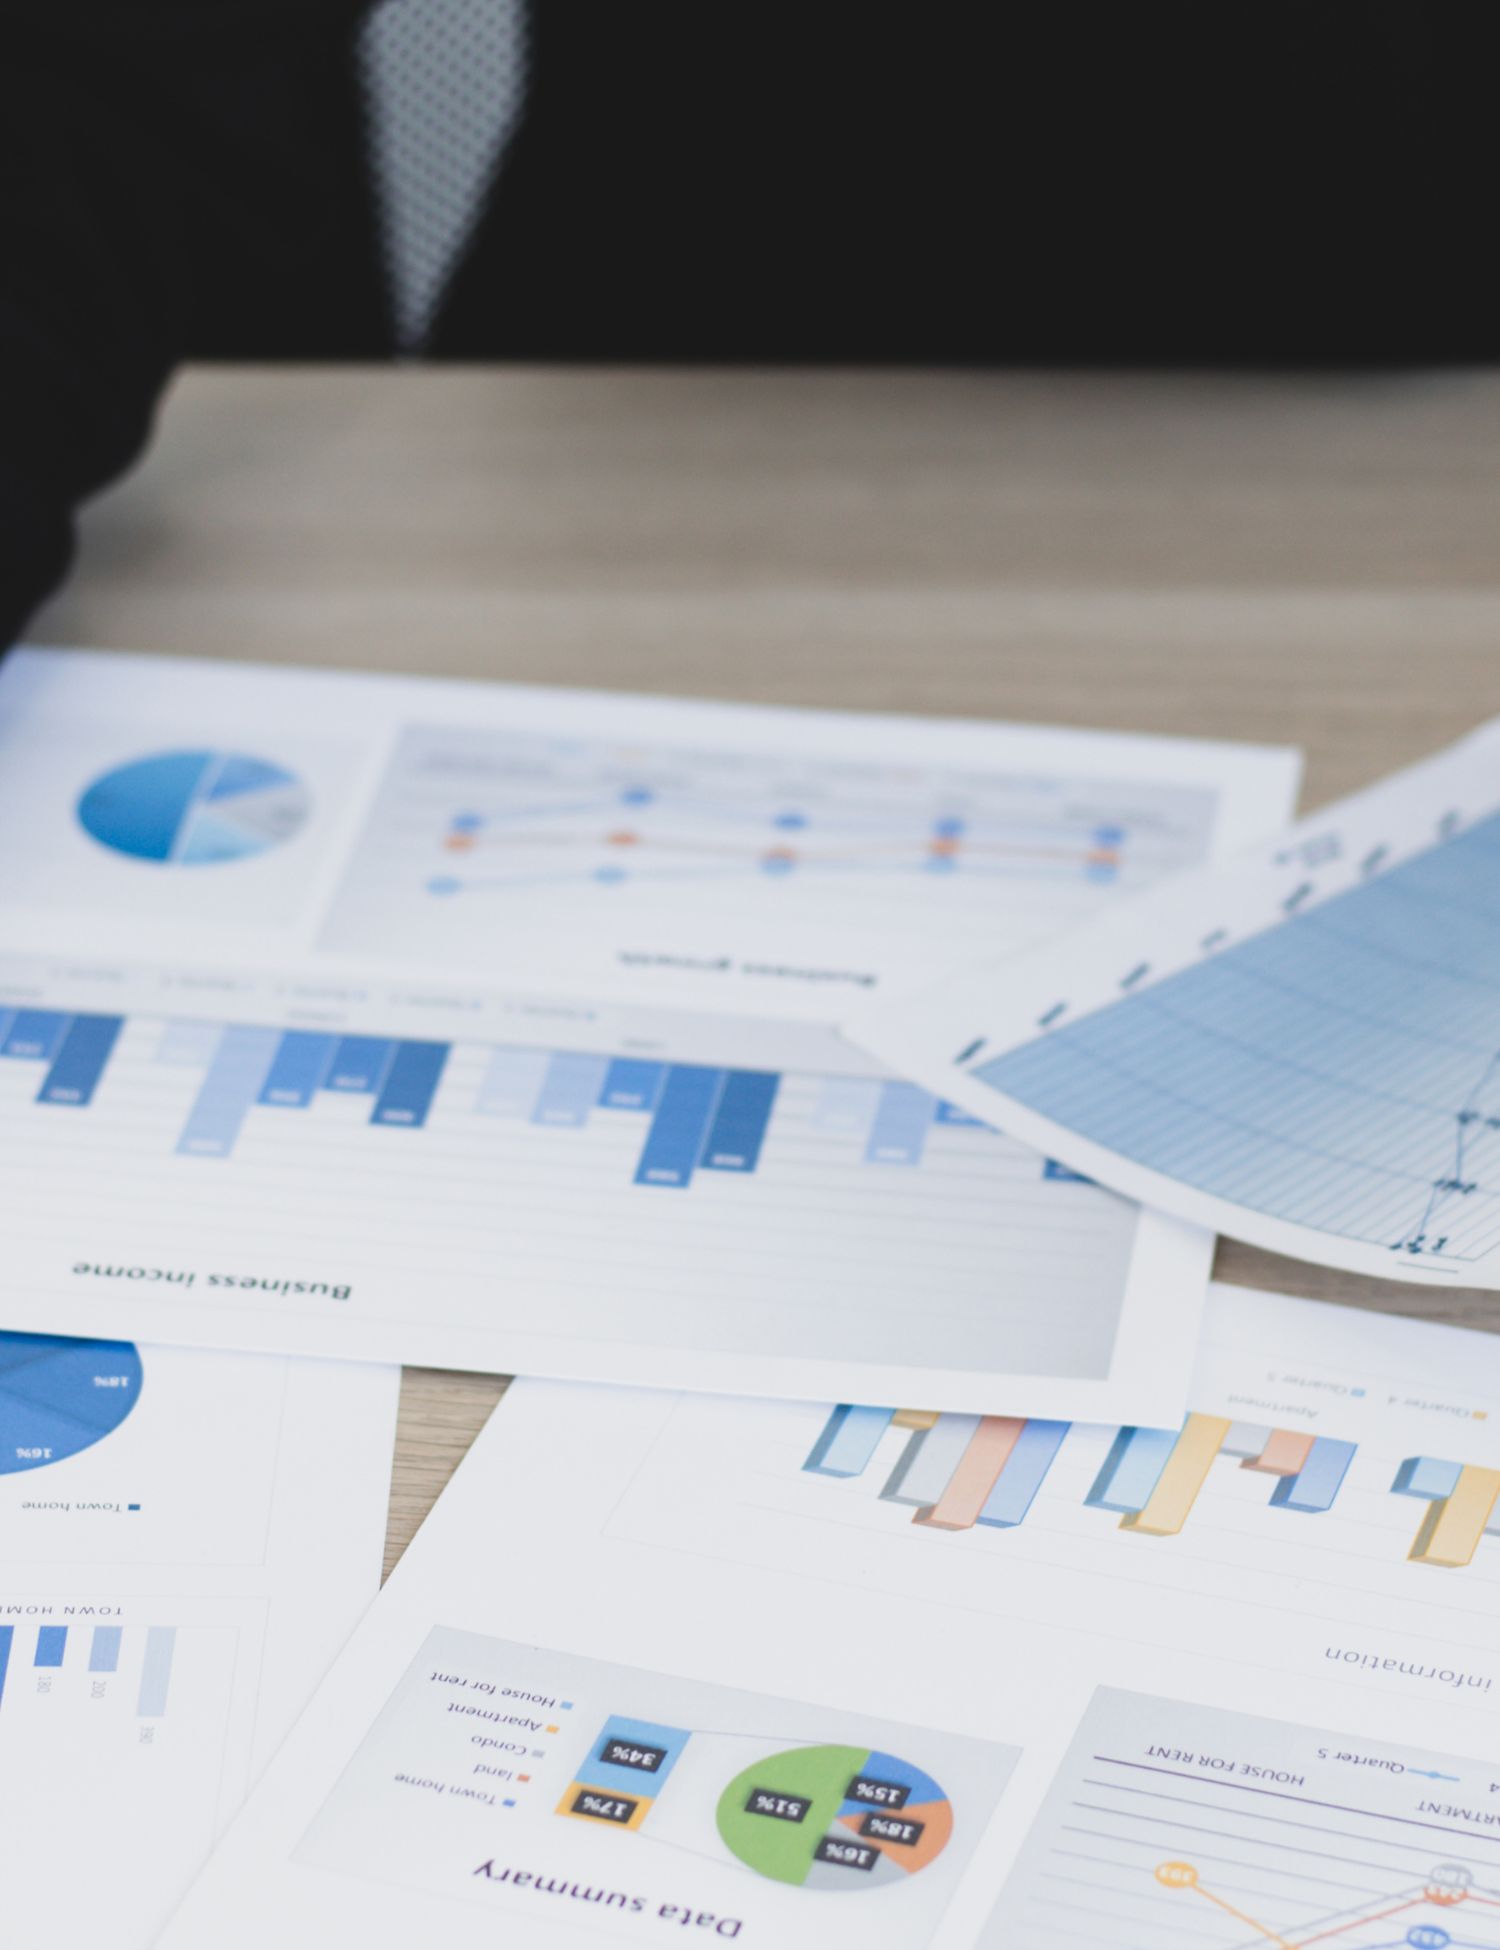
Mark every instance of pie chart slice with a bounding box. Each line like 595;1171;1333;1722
78;751;310;865
0;1332;143;1473
716;1743;953;1891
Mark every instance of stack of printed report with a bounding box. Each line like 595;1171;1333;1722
2;646;1498;1950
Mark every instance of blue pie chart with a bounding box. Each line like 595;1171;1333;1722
0;1331;144;1474
77;750;310;865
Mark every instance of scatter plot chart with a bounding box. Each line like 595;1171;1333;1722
320;721;1218;987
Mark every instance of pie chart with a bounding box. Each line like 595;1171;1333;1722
716;1744;953;1890
0;1331;144;1474
77;750;310;865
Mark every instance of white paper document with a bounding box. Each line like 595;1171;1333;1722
0;649;1297;1417
159;1284;1500;1950
0;1325;397;1947
855;716;1500;1287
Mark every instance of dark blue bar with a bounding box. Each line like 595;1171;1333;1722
36;1014;123;1106
258;1031;337;1107
0;1624;11;1707
34;1625;67;1667
633;1065;725;1188
370;1041;450;1128
1043;1158;1094;1184
0;1009;13;1048
324;1036;395;1093
2;1010;71;1061
935;1100;986;1126
700;1070;779;1174
599;1058;665;1111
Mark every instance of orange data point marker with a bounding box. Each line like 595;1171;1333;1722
444;833;475;851
606;831;640;847
1155;1862;1198;1888
928;836;961;858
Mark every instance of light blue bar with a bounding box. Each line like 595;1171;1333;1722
323;1036;394;1094
0;1009;13;1047
136;1626;176;1717
863;1082;938;1166
977;1420;1071;1527
810;1077;881;1137
803;1405;895;1478
1085;1425;1179;1513
257;1031;337;1107
700;1070;779;1173
935;1100;986;1126
175;1026;280;1158
477;1048;550;1117
633;1065;724;1189
581;1715;694;1798
1271;1437;1356;1513
89;1625;123;1673
155;1019;224;1067
2;1010;70;1061
34;1625;67;1667
0;1624;12;1708
1392;1455;1464;1500
531;1052;611;1128
37;1014;124;1106
371;1041;450;1127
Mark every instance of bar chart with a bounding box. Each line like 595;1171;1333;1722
803;1406;1357;1539
0;985;1145;1398
0;1599;248;1946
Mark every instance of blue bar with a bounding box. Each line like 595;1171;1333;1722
1392;1455;1464;1500
1085;1425;1179;1512
977;1420;1071;1527
530;1051;611;1128
37;1014;124;1106
803;1405;896;1477
258;1031;337;1107
176;1026;280;1158
1044;1158;1095;1183
633;1065;725;1188
810;1077;881;1137
34;1625;67;1667
935;1100;986;1126
1271;1437;1356;1513
863;1082;938;1166
477;1048;550;1117
700;1070;779;1173
323;1036;395;1094
0;1624;11;1708
598;1059;665;1111
0;1008;13;1047
89;1625;123;1673
136;1626;176;1717
371;1040;450;1128
2;1010;70;1061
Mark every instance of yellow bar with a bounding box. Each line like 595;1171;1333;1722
1409;1465;1500;1568
1121;1415;1233;1536
893;1408;942;1431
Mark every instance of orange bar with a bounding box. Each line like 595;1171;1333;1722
1121;1415;1233;1536
914;1417;1024;1531
1242;1429;1315;1477
1409;1465;1500;1568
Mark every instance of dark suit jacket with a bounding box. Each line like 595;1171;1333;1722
2;2;1492;644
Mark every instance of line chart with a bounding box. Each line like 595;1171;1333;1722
983;1689;1500;1949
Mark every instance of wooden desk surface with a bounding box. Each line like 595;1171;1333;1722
30;363;1500;1575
